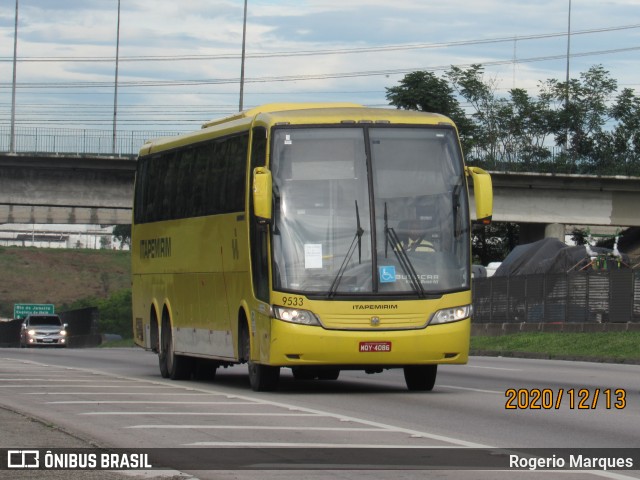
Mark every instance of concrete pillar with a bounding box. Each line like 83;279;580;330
544;223;566;243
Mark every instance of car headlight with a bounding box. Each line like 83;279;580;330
272;306;321;326
429;305;471;325
60;330;67;336
27;329;36;336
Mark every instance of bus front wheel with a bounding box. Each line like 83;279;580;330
403;365;437;391
241;325;280;391
248;362;280;392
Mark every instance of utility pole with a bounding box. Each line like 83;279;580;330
10;0;19;154
565;0;571;89
112;0;121;155
565;0;572;152
239;0;248;112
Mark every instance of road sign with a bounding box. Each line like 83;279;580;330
13;304;55;320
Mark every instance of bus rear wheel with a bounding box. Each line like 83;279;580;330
403;365;437;391
159;314;192;380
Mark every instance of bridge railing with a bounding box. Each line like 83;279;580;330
2;127;640;176
0;126;184;157
466;147;640;177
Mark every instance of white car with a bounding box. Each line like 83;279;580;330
19;314;68;348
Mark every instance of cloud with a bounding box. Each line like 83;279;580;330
1;0;638;130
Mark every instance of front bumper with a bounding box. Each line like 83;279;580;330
268;317;470;366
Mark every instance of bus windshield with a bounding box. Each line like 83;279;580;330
271;126;470;297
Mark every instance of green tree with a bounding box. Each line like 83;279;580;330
604;88;640;175
542;65;618;172
494;88;554;169
62;289;132;338
385;70;475;149
445;64;501;158
97;289;132;338
112;224;131;249
472;222;520;265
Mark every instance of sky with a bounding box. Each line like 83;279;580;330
0;0;639;134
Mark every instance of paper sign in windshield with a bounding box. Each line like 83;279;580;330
304;244;323;269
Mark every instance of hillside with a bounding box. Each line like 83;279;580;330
0;246;130;318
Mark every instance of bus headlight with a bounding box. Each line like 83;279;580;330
272;306;321;326
429;305;471;325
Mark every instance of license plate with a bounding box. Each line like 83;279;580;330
42;338;54;343
359;341;391;353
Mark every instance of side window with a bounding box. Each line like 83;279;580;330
224;134;249;213
135;132;249;223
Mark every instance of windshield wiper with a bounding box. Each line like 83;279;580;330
384;202;425;298
452;183;462;237
327;200;365;298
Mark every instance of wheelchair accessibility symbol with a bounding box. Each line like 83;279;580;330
379;266;396;283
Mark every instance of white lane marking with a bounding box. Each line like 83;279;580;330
185;442;470;447
0;376;104;379
0;385;171;388
80;412;322;416
3;357;492;448
127;425;391;431
47;400;256;405
465;365;522;371
439;385;502;394
0;374;140;386
23;392;216;395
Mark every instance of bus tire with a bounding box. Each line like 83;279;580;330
248;362;280;391
403;365;437;391
159;314;192;380
241;324;279;391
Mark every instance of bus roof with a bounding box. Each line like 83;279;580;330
201;103;364;128
251;106;454;127
139;103;455;156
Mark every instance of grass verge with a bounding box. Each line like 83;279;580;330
98;338;136;348
471;332;640;363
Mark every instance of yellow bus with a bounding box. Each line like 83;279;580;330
132;103;492;391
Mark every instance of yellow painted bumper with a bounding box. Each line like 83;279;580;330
268;318;470;366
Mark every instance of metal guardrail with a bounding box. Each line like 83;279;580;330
2;126;640;176
0;126;183;157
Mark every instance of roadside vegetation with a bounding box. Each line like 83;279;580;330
471;332;640;363
0;246;131;338
62;289;132;339
387;64;640;265
99;337;136;348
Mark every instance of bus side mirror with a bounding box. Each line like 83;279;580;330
465;166;493;225
252;167;273;223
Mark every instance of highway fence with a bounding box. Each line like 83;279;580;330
472;269;640;324
0;126;183;157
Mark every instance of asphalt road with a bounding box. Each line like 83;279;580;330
0;347;638;480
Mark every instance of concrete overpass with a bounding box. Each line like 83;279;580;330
1;153;640;240
0;154;135;225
